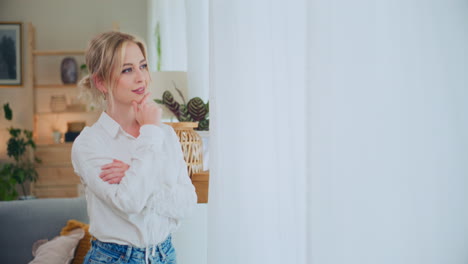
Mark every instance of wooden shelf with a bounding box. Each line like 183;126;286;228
34;84;78;89
33;50;85;56
35;111;96;115
192;171;209;204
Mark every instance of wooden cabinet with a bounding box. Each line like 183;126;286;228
32;143;80;198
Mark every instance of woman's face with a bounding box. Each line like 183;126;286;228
112;42;149;107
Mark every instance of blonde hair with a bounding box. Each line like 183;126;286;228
78;31;148;110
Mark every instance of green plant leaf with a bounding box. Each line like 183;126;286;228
187;97;208;121
14;168;25;183
198;119;209;131
23;129;33;139
155;22;162;71
178;104;191;121
7;138;26;160
3;103;12;121
172;81;186;105
162;91;181;119
8;128;21;137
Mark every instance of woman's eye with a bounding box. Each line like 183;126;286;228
122;68;132;74
140;64;148;70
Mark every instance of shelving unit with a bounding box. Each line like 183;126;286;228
35;84;79;89
27;22;98;198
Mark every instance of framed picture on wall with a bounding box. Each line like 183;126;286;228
0;22;22;87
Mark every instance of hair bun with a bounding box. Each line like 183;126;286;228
78;75;91;90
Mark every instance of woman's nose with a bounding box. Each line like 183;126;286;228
135;68;145;82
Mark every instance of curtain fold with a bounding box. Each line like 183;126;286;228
208;1;307;263
147;0;209;100
185;0;209;101
209;0;468;264
147;0;187;71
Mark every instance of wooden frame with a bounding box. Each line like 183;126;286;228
0;22;22;87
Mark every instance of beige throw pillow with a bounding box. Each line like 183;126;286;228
29;228;85;264
60;220;92;264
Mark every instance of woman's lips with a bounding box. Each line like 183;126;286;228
132;87;145;95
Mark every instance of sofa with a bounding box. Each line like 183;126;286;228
0;197;88;264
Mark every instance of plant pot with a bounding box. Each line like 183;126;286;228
18;195;36;200
166;122;204;178
195;130;209;171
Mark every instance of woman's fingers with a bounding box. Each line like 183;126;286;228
101;160;130;170
112;159;130;170
107;177;124;184
100;167;125;179
133;93;162;126
99;160;130;184
139;92;151;105
100;167;123;177
101;173;125;183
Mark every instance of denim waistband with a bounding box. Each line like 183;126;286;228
92;235;173;257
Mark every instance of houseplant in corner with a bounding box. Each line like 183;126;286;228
154;86;209;131
0;103;41;200
154;87;209;175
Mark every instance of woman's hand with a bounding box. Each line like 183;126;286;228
132;93;163;126
100;159;130;184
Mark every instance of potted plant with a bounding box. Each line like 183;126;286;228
154;86;209;174
154;85;209;131
0;103;41;200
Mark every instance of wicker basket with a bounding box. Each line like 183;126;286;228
166;122;203;178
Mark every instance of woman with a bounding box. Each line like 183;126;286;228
72;31;197;264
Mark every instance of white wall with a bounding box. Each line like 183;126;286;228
0;0;147;158
307;0;468;263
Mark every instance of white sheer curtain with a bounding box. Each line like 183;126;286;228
208;1;307;263
147;0;209;100
209;0;468;264
185;0;209;101
306;1;468;263
147;0;187;71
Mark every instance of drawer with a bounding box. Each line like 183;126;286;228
35;167;81;185
33;184;79;198
35;144;73;165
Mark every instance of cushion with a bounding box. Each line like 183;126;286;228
0;197;88;264
60;219;92;264
29;228;84;264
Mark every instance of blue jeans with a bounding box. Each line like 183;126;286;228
82;235;176;264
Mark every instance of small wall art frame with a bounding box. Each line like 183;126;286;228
0;22;22;87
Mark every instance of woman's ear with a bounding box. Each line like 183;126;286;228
93;75;107;94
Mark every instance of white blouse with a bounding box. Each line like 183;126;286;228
71;112;197;248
